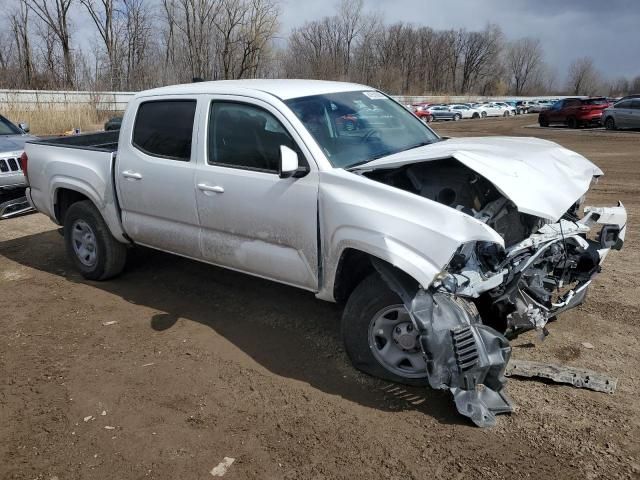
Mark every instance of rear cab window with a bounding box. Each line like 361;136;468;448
132;100;197;161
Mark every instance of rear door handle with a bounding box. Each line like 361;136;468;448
197;183;224;193
122;170;142;180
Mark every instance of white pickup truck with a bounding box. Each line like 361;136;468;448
24;80;626;427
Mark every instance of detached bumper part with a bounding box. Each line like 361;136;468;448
374;261;513;427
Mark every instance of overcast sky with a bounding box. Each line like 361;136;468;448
279;0;640;81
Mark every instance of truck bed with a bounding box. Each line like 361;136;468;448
25;129;126;240
32;130;119;152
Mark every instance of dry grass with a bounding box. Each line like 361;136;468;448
4;103;116;136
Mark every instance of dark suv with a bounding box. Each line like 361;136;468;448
538;97;610;128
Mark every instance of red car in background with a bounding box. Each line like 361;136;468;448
411;102;434;122
538;97;610;128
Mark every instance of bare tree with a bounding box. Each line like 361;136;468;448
27;0;75;87
458;25;502;94
566;57;601;95
8;0;34;87
506;37;543;95
80;0;121;89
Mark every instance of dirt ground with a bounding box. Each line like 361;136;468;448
1;116;639;480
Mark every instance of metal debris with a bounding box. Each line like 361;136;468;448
102;321;118;326
505;359;617;394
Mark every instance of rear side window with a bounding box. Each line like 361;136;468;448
632;100;640;110
616;100;633;109
132;100;197;161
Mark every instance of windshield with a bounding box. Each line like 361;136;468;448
0;115;23;135
285;90;439;168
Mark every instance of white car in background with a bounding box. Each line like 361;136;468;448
449;104;481;119
475;102;510;118
493;102;517;116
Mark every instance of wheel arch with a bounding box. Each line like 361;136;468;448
330;245;427;304
52;181;128;243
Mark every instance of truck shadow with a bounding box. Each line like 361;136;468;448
1;229;468;426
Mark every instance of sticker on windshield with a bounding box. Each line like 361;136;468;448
363;91;386;100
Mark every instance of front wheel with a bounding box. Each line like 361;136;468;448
481;111;487;118
453;113;462;121
64;200;127;280
605;117;616;130
342;273;428;386
503;111;510;117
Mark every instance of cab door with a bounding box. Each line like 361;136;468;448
193;97;319;290
116;98;201;258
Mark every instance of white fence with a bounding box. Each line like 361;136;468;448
0;89;135;111
0;88;567;111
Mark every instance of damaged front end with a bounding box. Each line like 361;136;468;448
361;157;627;427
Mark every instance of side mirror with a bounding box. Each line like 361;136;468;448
19;122;30;133
279;145;308;179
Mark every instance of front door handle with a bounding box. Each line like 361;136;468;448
197;183;224;193
122;170;142;180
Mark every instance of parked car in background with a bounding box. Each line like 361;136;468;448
411;103;433;122
493;102;517;116
427;105;462;121
539;97;610;128
104;116;123;131
528;101;553;113
602;96;640;130
449;104;480;119
514;101;531;114
0;114;36;218
475;102;509;117
23;79;627;427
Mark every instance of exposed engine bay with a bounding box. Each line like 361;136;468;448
363;158;627;426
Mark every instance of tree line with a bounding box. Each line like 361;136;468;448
1;0;638;96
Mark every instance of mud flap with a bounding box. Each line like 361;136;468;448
373;259;513;427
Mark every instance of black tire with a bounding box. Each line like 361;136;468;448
503;111;510;117
481;111;487;118
342;273;428;386
472;112;480;119
64;200;127;280
604;117;616;130
453;113;461;121
539;116;549;127
567;117;578;129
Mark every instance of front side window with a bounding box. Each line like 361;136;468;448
132;100;196;161
285;90;439;169
631;100;640;110
208;102;300;172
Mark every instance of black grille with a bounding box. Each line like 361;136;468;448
7;158;19;171
0;160;8;173
451;326;479;371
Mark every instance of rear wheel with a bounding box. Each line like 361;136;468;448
472;112;480;119
567;117;578;129
539;116;549;127
503;111;510;117
605;117;616;130
342;273;428;386
453;113;462;121
481;111;487;118
64;200;127;280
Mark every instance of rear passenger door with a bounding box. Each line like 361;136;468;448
116;98;201;258
194;97;319;290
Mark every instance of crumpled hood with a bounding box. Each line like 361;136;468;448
353;136;603;221
0;134;35;154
